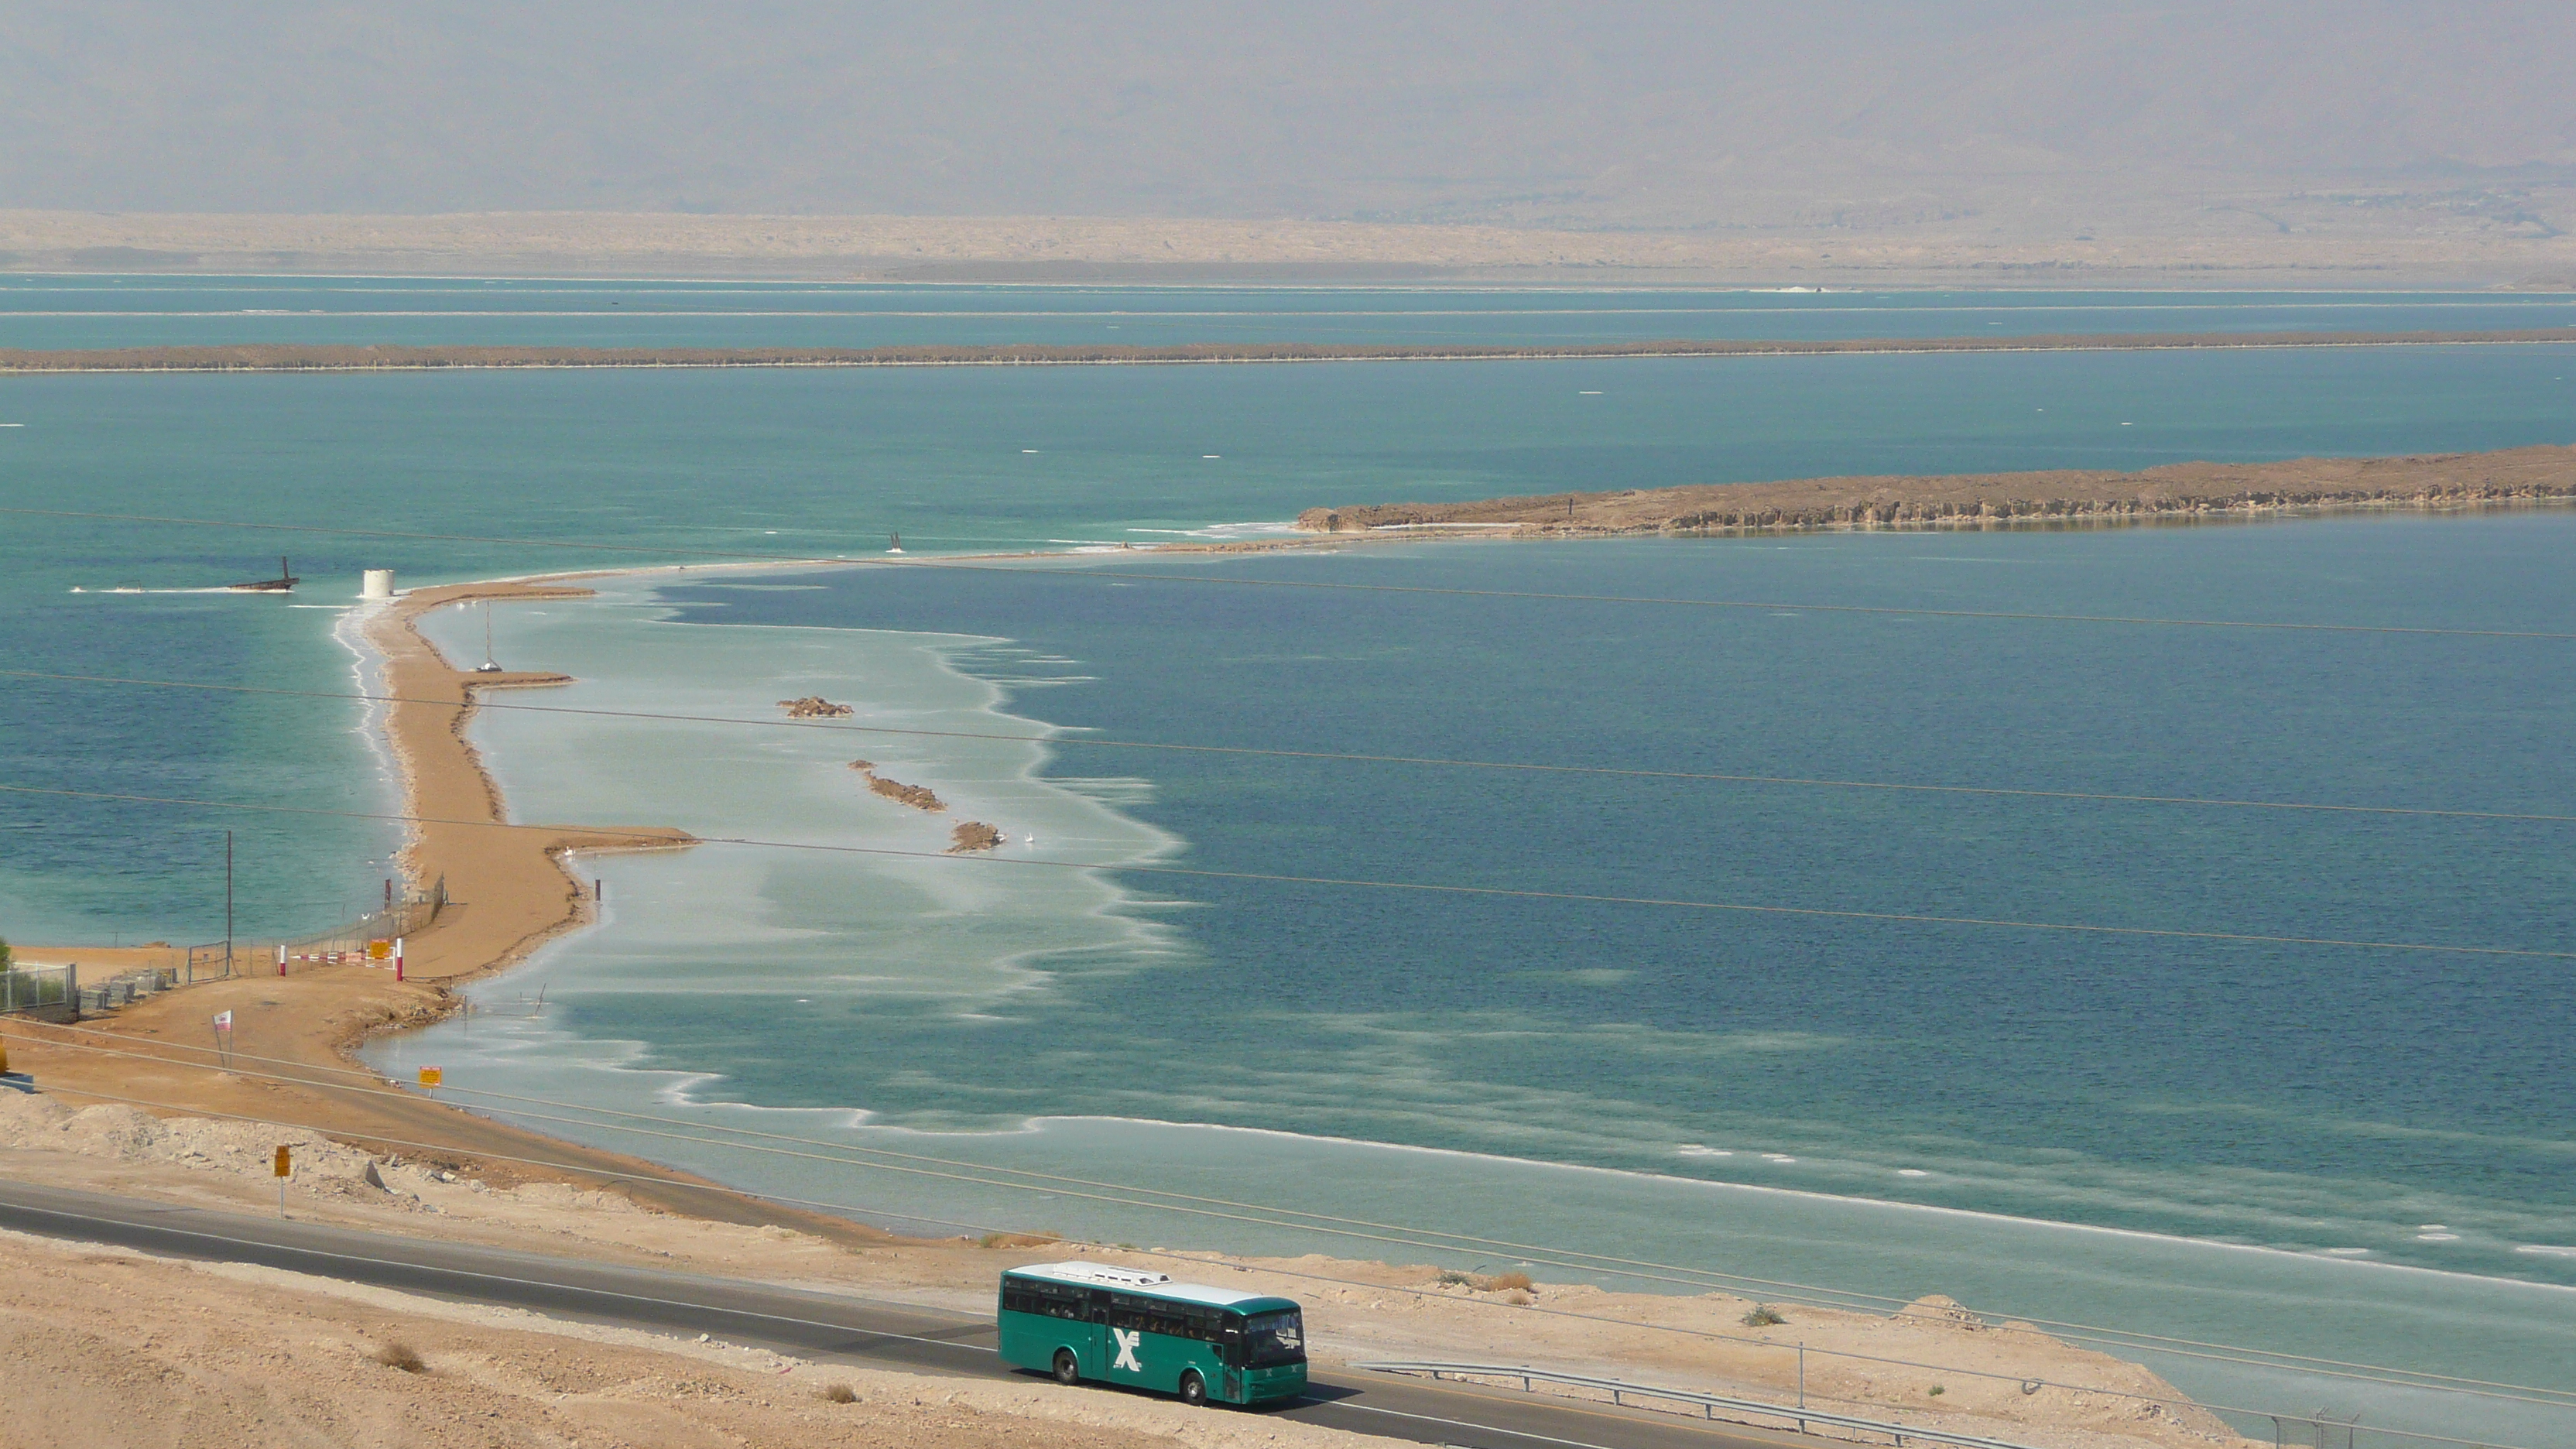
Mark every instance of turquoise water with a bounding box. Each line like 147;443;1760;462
358;527;2576;1443
6;339;2571;940
3;274;2572;350
4;285;2574;1437
643;523;2576;1264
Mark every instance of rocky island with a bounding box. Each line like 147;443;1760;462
848;760;944;812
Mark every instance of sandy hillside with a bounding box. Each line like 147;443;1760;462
0;1225;1404;1449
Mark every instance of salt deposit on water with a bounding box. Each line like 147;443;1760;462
355;533;2576;1444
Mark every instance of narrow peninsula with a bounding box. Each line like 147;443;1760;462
1297;443;2576;538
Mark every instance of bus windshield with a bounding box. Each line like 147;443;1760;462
1242;1309;1305;1366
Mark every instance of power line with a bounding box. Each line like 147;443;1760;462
12;503;2574;640
19;1026;2567;1420
4;780;2570;961
13;667;2570;827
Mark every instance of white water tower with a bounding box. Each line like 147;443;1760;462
361;569;396;600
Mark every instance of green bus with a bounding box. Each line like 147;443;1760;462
998;1261;1307;1407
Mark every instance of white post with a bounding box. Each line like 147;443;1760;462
394;937;405;983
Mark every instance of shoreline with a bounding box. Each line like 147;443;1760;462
8;545;2573;1441
2;324;2573;374
360;579;698;985
337;557;2576;1307
0;577;919;1242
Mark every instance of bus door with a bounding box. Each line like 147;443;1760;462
1221;1320;1246;1401
1087;1289;1112;1376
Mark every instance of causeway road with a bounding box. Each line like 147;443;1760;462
0;1178;1812;1449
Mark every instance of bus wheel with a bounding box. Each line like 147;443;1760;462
1177;1371;1208;1407
1053;1350;1081;1386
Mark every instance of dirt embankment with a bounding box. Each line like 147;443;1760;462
370;581;701;985
2;327;2573;373
1299;443;2576;537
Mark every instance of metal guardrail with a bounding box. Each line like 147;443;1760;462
1354;1361;2050;1449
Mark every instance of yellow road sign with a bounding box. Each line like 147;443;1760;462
418;1067;443;1089
273;1146;292;1178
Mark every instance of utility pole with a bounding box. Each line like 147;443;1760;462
224;830;235;978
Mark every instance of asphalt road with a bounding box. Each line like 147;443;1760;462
0;1178;1811;1449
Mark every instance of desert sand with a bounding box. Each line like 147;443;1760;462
2;208;2570;286
0;1218;1399;1449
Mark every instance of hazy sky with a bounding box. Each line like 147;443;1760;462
4;2;2571;221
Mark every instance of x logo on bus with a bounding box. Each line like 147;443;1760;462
1112;1329;1142;1372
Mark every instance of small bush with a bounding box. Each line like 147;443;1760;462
1482;1271;1534;1293
1742;1305;1787;1327
977;1231;1063;1249
373;1341;426;1373
1929;1385;1946;1397
821;1382;858;1404
1436;1269;1476;1286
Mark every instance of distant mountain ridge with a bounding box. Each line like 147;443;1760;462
2;0;2571;238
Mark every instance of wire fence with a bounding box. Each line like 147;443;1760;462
44;881;452;1012
0;964;74;1016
